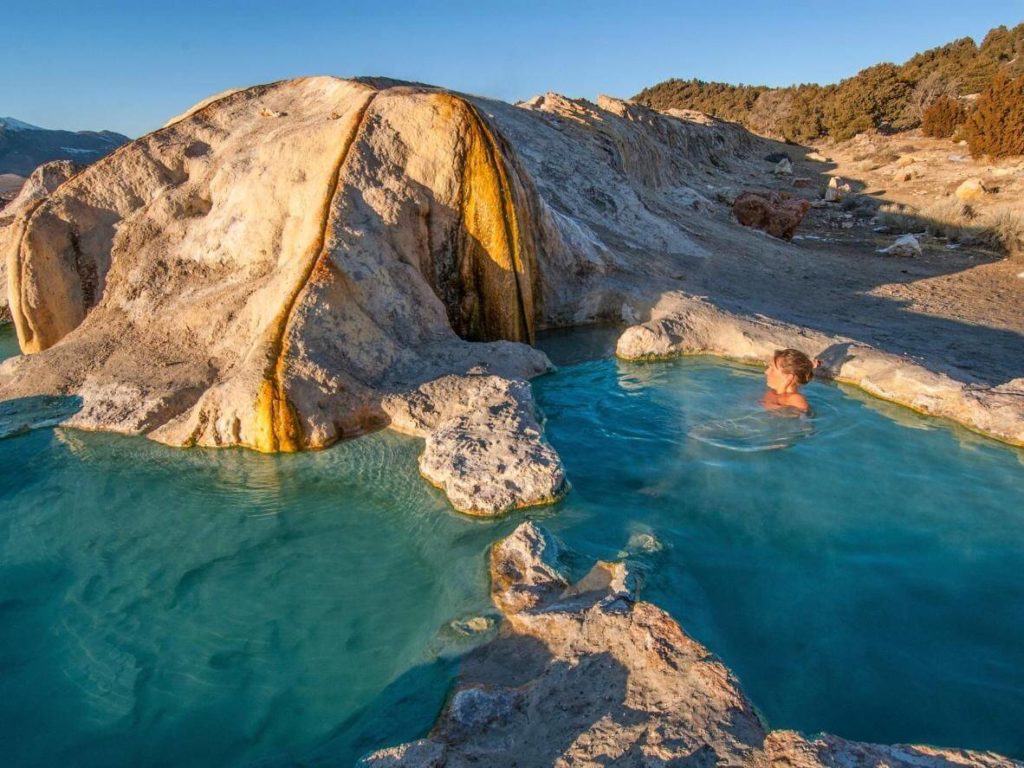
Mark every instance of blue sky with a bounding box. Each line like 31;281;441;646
3;1;1022;137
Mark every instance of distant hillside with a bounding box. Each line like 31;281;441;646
0;117;129;175
635;23;1024;143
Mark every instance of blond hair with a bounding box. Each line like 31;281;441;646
773;348;815;384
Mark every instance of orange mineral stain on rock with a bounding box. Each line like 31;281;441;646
433;93;538;344
250;91;378;453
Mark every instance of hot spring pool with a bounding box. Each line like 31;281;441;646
1;326;1022;765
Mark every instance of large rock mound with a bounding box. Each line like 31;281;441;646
361;522;1022;767
1;80;556;451
0;77;759;455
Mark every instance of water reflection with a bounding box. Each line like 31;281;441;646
0;395;83;439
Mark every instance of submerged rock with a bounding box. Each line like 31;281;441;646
362;522;1021;767
448;616;495;636
617;529;663;557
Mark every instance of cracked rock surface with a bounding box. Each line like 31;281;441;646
383;373;566;515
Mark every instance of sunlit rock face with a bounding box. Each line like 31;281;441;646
0;160;82;323
0;79;558;451
0;76;753;452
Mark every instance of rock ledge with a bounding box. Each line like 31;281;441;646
616;292;1024;447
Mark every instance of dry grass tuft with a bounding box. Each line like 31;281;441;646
877;202;922;233
918;198;975;241
877;198;1024;258
981;207;1024;258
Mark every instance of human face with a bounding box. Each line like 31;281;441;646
765;357;795;393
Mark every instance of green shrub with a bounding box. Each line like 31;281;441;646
921;96;964;137
962;72;1024;157
633;22;1024;143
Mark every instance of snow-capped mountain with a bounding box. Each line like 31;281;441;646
0;117;129;175
0;117;43;132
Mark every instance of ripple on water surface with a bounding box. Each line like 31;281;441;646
1;342;1023;764
0;425;516;767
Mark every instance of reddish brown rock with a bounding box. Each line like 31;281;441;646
733;190;811;240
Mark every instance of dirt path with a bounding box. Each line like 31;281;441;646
673;131;1024;388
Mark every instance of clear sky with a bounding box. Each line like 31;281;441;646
3;0;1022;137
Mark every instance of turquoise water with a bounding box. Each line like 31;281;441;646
1;326;1023;764
536;357;1024;758
0;324;18;360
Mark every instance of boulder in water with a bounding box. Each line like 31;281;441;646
382;374;566;515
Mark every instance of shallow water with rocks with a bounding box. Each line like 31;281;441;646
1;330;1022;765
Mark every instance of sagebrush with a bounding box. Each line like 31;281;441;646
921;96;964;138
962;72;1024;157
635;23;1024;144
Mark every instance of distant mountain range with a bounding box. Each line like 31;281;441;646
0;117;130;176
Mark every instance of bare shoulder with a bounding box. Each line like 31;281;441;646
785;392;809;412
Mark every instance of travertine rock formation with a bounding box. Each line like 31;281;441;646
0;78;751;457
2;74;1021;470
361;522;1022;767
0;80;559;453
616;292;1024;446
382;373;566;515
0;160;82;321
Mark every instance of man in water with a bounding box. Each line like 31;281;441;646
763;348;816;413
